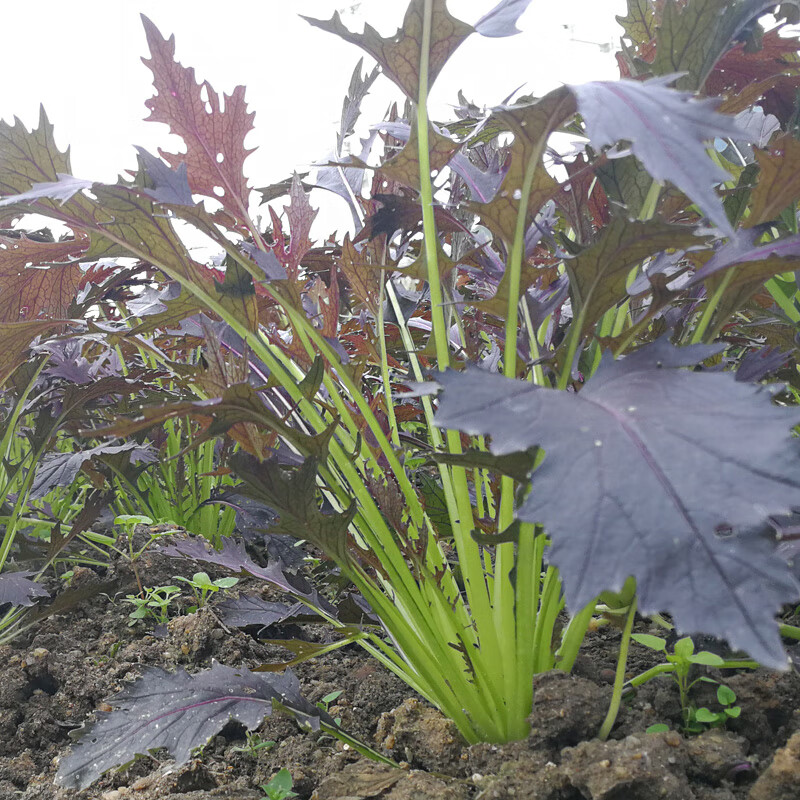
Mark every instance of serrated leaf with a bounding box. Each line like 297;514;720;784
745;135;800;227
216;596;310;635
616;0;658;47
0;173;92;208
707;29;800;120
434;336;800;667
140;16;255;224
415;471;452;539
475;87;577;248
736;347;793;383
689;228;800;286
31;442;156;500
0;232;90;322
213;254;258;332
0;106;71;198
298;354;325;400
449;150;509;203
134;147;194;206
93;382;333;461
240;242;287;281
55;662;328;790
303;0;474;99
230;452;357;564
651;0;799;91
378;122;460;191
0;320;67;384
594;155;654;219
158;534;332;613
337;234;380;314
0;571;49;607
337;58;381;153
566;217;708;335
270;174;317;309
572;76;749;236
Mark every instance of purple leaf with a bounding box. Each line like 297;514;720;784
336;58;381;153
240;242;287;281
689;228;800;284
736;347;794;382
449;151;509;202
475;0;533;37
216;596;308;634
157;535;335;614
571;76;750;235
0;173;92;207
0;570;49;607
135;147;194;206
733;108;780;149
55;662;329;790
434;337;800;668
31;442;157;500
125;283;181;317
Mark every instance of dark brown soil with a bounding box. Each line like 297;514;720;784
3;528;800;800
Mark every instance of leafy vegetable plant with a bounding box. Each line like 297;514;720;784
259;769;298;800
173;570;239;612
629;633;753;733
122;584;181;626
0;0;798;789
112;417;237;545
231;731;276;757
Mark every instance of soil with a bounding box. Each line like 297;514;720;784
3;526;800;800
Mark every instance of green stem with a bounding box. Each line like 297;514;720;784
690;269;735;344
556;596;599;672
598;596;637;740
377;274;401;448
779;623;800;641
417;0;449;373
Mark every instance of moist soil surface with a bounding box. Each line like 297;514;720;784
3;527;800;800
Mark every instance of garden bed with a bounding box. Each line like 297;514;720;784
3;529;799;800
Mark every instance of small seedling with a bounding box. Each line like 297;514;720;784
122;584;181;626
631;635;747;734
113;514;155;596
173;571;239;612
259;768;297;800
232;731;276;757
316;689;344;726
690;685;741;730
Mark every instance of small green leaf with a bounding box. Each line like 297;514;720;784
673;637;695;659
631;633;667;651
320;689;344;705
724;706;741;718
262;768;297;798
688;650;725;666
717;685;737;705
646;723;670;733
114;514;153;527
693;707;720;723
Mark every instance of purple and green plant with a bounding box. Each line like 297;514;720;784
0;0;800;790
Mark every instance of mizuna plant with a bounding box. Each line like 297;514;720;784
2;0;800;765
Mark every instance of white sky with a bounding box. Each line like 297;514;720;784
0;0;625;238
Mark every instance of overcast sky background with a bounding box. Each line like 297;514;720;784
0;0;625;237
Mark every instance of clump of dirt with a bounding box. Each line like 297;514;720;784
2;533;800;799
